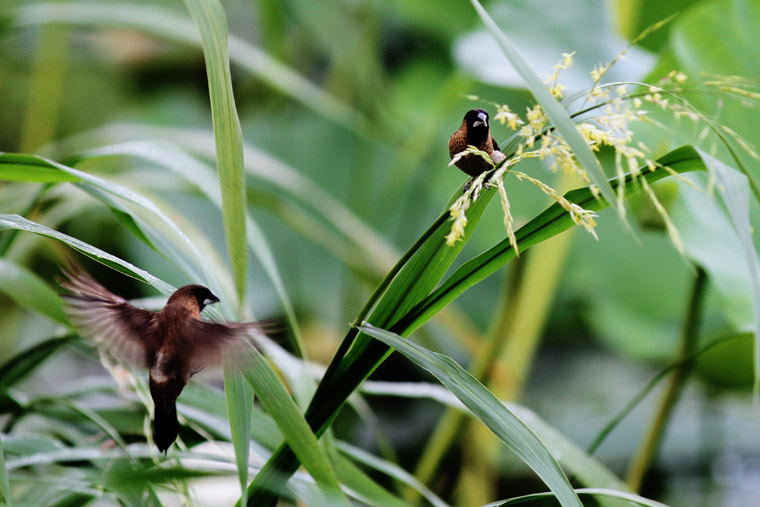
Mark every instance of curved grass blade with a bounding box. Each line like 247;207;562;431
359;324;581;507
0;154;78;182
12;2;364;131
487;488;667;507
469;0;617;211
74;185;158;254
0;214;173;294
358;380;627;492
0;258;67;325
183;0;247;305
0;152;224;297
31;397;135;460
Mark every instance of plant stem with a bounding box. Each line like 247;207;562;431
625;266;708;492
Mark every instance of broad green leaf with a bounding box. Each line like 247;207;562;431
0;335;76;388
0;214;174;295
12;3;364;132
0;258;67;325
234;343;346;504
487;488;667;507
359;324;581;507
469;0;617;210
183;0;247;305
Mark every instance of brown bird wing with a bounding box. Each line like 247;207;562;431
178;318;282;372
60;265;159;367
490;134;500;153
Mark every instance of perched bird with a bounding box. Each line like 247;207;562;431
448;108;506;184
60;265;274;454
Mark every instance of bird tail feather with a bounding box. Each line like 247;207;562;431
153;402;178;454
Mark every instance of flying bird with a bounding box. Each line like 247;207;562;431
449;108;506;186
60;265;274;454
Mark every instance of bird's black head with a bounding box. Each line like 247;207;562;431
185;285;220;311
464;108;490;142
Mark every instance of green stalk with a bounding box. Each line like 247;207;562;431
625;266;707;491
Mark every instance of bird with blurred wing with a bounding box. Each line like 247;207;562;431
60;264;278;454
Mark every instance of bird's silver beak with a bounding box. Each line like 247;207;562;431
202;293;220;306
473;111;488;128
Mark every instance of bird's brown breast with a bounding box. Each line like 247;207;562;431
448;126;498;177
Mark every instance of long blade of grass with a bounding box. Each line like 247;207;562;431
234;343;346;504
0;153;220;294
359;324;581;507
487;488;667;507
12;3;364;131
358;380;627;491
0;214;173;294
469;0;617;210
183;0;247;305
223;363;253;498
332;454;408;507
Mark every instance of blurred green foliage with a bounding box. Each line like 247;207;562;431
1;0;760;505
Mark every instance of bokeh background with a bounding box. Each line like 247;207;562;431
2;0;760;505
